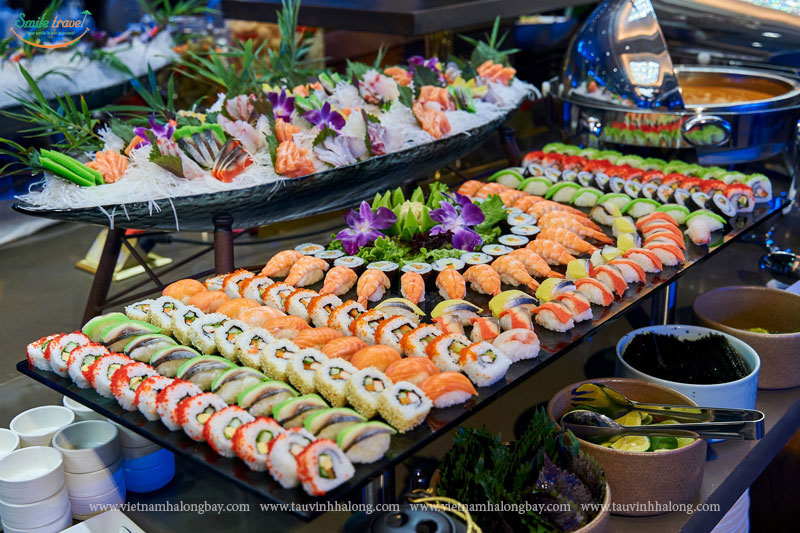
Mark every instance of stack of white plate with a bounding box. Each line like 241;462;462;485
0;447;72;532
61;397;106;423
114;424;175;493
52;421;125;520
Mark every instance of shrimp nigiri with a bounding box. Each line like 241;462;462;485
162;279;205;304
319;266;357;296
321;336;367;361
261;250;304;277
512;195;544;212
526;239;576;266
537;210;601;231
491;255;539;291
457;180;484;197
462;264;501;296
284;256;329;287
475;182;508;199
498;188;526;207
357;269;391;306
539;215;612;244
400;271;426;305
435;268;466;300
508;248;564;278
538;227;598;255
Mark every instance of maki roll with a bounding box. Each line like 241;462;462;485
261;339;301;381
425;333;472;372
686;192;709;211
189;312;229;354
88;353;133;398
592;172;611;193
700;180;726;196
177;392;228;442
232;417;285;472
492;329;540;362
110;361;157;411
673;188;691;207
204;274;226;292
350;309;388;344
571;187;603;207
238;380;299;417
26;334;58;372
176;355;235;391
641;182;660;200
431;258;465;273
304;408;366;440
295;243;325;255
334;256;366;274
543;166;562;182
623;180;643;199
642;170;665;183
401;262;433;278
296;439;355;496
399;324;443;358
124;334;177;364
377;381;432;433
498;234;530;249
374;315;417;352
272;394;328;428
284;288;319;322
125;300;153;322
725;183;755;213
459;341;511;387
327;299;365;334
211;367;267;404
172;305;205;346
286;349;329;395
156;379;202;431
337;421;396;464
656;204;691;225
67;343;109;389
266;428;315;489
609;177;626;194
214;319;248;362
135;375;173;421
314;359;358;407
346;368;391;418
204;406;255;457
506;212;535;227
656;184;676;204
150;345;202;378
222;269;255;299
314;249;345;267
308;294;345;329
47;332;92;378
576;171;595;188
533;302;575;332
708;193;737;219
148;296;184;335
263;282;296;311
234;327;274;369
240;274;275;305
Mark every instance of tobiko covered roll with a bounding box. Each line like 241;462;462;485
47;332;92;377
203;405;255;457
296;439;355;496
88;352;133;398
232;417;285;472
135;375;174;421
178;392;228;441
156;379;202;431
67;343;109;389
110;361;157;410
266;427;315;489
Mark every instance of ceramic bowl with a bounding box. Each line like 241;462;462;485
68;482;125;520
1;507;72;533
0;484;69;529
693;286;800;389
547;378;707;517
616;325;760;410
62;396;105;422
124;454;175;493
0;447;65;504
113;423;153;449
0;429;20;459
121;442;163;462
52;421;119;474
64;456;125;498
10;406;75;448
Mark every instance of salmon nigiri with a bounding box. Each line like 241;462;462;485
321;336;367;361
349;345;401;372
384;357;440;386
162;279;205;304
188;290;229;313
262;316;310;339
237;306;285;328
293;327;343;349
216;297;260;319
418;372;477;408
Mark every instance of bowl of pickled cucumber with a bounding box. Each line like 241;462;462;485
547;378;707;517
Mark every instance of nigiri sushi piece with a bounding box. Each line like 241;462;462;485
285;256;329;287
462;264;501;296
294;327;344;349
554;292;593;322
499;188;526;207
574;277;615;306
432;315;465;335
508;248;565;279
320;266;357;296
492;329;540;362
470;317;501;343
607;259;646;284
644;242;685;266
435;268;466;300
350;345;402;372
188;290;229;313
262;316;311;339
685;218;712;246
216;298;260;319
262;250;304;278
537;210;602;232
527;200;588;222
539;216;613;244
643;231;686;250
418;372;477;408
512;195;544;213
623;248;663;273
357;269;391;306
457;180;483;197
635;212;679;229
538;227;598;255
475;182;509;199
238;306;285;328
385;357;440;386
321;336;367;361
533;302;575;332
491;255;539;290
400;272;426;305
499;307;534;331
592;265;628;296
163;279;206;304
526;239;576;266
640;222;683;239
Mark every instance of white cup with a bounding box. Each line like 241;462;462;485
69;483;125;520
62;396;105;422
64;456;125;498
10;406;75;448
1;506;72;533
0;484;69;529
51;421;119;474
0;447;65;504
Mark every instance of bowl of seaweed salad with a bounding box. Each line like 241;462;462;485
616;325;760;410
435;409;610;532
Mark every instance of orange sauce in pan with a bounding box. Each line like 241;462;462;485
681;86;777;105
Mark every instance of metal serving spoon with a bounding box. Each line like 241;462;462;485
570;383;764;423
561;410;763;444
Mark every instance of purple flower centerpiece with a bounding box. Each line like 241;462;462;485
336;201;397;254
303;102;346;131
131;113;175;152
429;192;485;251
267;89;295;122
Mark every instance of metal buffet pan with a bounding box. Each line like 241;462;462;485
17;184;789;521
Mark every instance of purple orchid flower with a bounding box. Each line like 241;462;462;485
303;102;346;131
408;55;440;71
429;195;485;251
335;201;397;255
267;89;295;122
133;113;174;143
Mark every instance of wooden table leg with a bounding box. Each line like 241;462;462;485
213;214;235;275
82;227;124;323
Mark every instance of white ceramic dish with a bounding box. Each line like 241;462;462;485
52;421;119;474
1;507;73;533
68;483;125;519
10;406;75;448
0;428;20;459
62;509;144;533
0;483;69;529
120;442;162;461
64;456;125;498
113;423;154;448
616;325;760;410
0;447;65;504
62;396;105;422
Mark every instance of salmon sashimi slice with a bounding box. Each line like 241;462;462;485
86;150;128;183
412;102;451;139
275;140;315;178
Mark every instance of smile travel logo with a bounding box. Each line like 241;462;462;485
11;9;91;49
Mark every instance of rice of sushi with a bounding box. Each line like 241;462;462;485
345;368;392;418
148;296;184;336
67;343;109;389
237;380;299;417
232;417;285;471
213;319;248;362
223;269;255;299
241;274;274;305
308;294;345;328
285;289;319;322
171;305;205;346
492;329;540;362
234;327;274;369
125;299;154;322
377;381;432;433
110;362;157;411
135;375;174;421
47;332;92;378
314;359;358;407
260;339;301;381
337;421;397;464
156;379;202;431
374;315;416;352
286;349;329;395
26;334;58;372
177;392;228;442
533;302;575;332
211;367;267;404
304;407;366;440
296;439;356;496
266;427;315;488
189;312;229;354
203;405;255;457
459;341;511;387
263;282;295;311
350;309;388;345
88;353;133;398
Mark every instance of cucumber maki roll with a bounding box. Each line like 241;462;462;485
519;177;551;196
641;182;660;200
746;173;772;203
657;184;676;204
673;188;691;207
576;171;595;188
571;187;603;207
545;182;581;203
656;204;691;225
523;163;544;177
561;168;579;182
623;180;644;199
708;193;737;219
543;166;562;182
488;168;524;189
686;192;710;211
609;177;626;194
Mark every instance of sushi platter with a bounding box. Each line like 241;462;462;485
17;142;789;519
